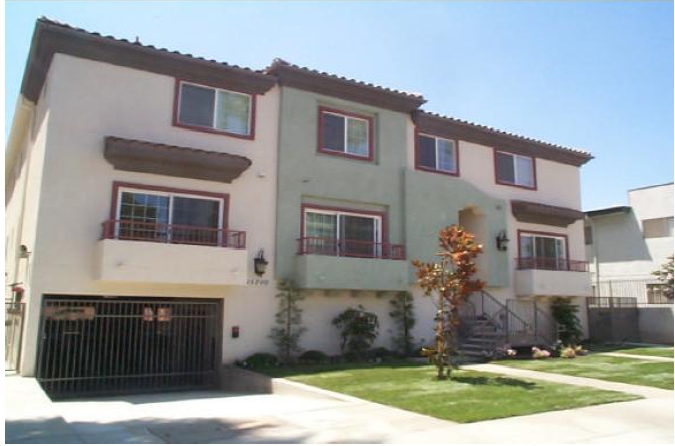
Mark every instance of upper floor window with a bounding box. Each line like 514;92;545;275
318;107;373;161
643;216;674;238
176;81;253;138
416;134;458;175
495;150;536;189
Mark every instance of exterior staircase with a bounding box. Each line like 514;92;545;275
458;316;505;358
458;290;558;360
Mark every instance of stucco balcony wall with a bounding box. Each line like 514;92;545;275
96;239;248;285
294;254;409;291
514;269;592;297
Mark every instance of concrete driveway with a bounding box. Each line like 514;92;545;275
5;366;674;444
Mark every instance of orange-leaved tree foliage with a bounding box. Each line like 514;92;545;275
412;225;484;380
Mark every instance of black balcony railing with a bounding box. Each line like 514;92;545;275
297;236;405;260
516;256;588;272
101;220;246;249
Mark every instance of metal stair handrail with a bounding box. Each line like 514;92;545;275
468;290;529;344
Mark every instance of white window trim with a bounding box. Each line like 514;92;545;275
497;151;535;188
178;81;253;136
519;232;567;259
116;187;225;231
419;133;457;174
303;208;382;244
321;111;370;157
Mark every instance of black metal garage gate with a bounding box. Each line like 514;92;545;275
36;296;222;399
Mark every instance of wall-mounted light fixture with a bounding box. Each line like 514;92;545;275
253;249;269;276
19;245;30;259
496;230;510;251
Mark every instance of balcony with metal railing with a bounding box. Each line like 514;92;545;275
96;220;248;285
294;237;409;291
514;256;592;297
297;236;405;260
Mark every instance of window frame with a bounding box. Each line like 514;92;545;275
300;204;388;253
173;79;256;140
517;230;570;265
317;106;374;162
415;131;460;177
110;182;229;233
494;149;537;190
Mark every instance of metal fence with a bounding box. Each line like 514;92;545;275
5;302;25;371
587;296;640;343
592;279;673;305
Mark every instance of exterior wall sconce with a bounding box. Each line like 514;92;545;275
253;249;269;276
19;245;31;259
496;231;510;251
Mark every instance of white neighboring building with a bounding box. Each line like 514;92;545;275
585;182;673;302
585;183;673;345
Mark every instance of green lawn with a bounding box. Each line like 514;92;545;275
498;354;674;390
259;362;639;423
611;346;674;358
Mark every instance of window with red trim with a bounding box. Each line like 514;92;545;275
495;151;535;189
176;80;253;137
318;108;373;160
416;133;458;175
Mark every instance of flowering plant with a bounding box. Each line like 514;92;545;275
532;346;551;359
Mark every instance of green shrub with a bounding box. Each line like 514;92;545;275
244;352;278;369
332;305;379;361
298;350;329;364
368;347;396;361
551;298;582;345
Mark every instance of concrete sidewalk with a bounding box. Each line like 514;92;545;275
5;366;674;444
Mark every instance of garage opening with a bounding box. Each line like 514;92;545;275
36;295;222;399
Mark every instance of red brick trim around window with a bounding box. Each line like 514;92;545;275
109;181;230;228
493;149;538;191
414;129;460;177
317;106;374;162
172;78;257;141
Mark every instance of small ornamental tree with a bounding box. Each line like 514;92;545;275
412;225;484;380
652;255;674;301
269;279;307;363
389;291;416;356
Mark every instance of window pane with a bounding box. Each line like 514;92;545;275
216;91;251;135
496;152;515;183
341;215;377;257
346;118;369;156
520;235;534;258
306;212;338;255
515;155;534;187
418;135;436;169
321;113;345;152
306;212;337;239
179;84;215;128
118;192;169;241
172;197;220;228
172;197;220;245
437;139;456;172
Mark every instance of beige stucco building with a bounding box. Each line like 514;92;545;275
6;19;595;397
